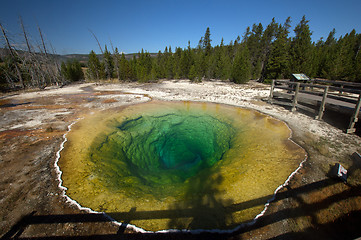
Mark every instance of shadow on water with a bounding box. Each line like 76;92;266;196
166;168;234;230
3;174;361;239
108;167;235;231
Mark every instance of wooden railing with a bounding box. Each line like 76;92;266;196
268;79;361;133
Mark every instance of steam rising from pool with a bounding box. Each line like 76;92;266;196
58;101;306;231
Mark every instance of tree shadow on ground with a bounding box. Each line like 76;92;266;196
0;101;32;108
267;210;361;240
233;183;361;239
2;164;361;239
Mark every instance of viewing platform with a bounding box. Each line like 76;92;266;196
268;78;361;133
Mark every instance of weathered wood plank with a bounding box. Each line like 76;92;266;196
269;79;361;133
347;93;361;133
311;79;361;88
268;80;275;103
316;86;329;120
292;83;300;112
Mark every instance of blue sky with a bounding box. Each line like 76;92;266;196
1;0;360;55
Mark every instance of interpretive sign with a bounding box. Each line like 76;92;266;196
332;163;348;182
291;73;310;81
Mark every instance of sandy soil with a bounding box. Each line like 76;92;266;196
1;79;361;239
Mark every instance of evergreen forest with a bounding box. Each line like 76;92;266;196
1;16;361;91
87;16;361;84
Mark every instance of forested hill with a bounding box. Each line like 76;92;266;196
56;52;156;64
0;48;143;65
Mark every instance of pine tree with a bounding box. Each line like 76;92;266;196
212;45;223;79
194;48;205;81
150;60;159;80
114;47;121;80
246;23;264;79
99;62;106;79
290;15;313;75
165;46;174;79
156;50;165;79
60;62;67;80
324;31;359;80
231;45;251;83
203;27;212;56
61;60;84;82
355;33;361;82
188;64;197;81
219;42;233;80
87;50;101;80
259;18;278;81
136;49;146;81
242;27;251;44
194;27;213;79
340;30;358;80
173;47;182;79
316;29;337;79
179;42;193;78
103;45;114;79
355;47;361;82
265;17;291;79
309;40;321;77
130;55;137;81
135;49;153;82
119;53;131;80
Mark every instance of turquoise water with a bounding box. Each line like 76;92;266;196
59;101;306;231
89;109;235;197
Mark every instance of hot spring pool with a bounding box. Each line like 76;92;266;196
58;101;306;231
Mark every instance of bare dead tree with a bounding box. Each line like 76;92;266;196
32;41;47;88
37;24;59;88
27;35;48;88
49;42;63;86
37;24;47;56
19;16;39;86
1;19;67;91
89;29;103;54
38;24;49;87
0;22;25;89
20;16;32;53
2;61;16;89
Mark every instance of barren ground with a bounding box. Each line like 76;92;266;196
1;79;361;240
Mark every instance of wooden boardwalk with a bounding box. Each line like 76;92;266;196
268;79;361;133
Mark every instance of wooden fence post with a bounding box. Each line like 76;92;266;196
315;86;329;120
346;92;361;133
292;83;300;112
339;84;344;95
268;80;275;103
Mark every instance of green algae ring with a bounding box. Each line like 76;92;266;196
58;101;306;231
